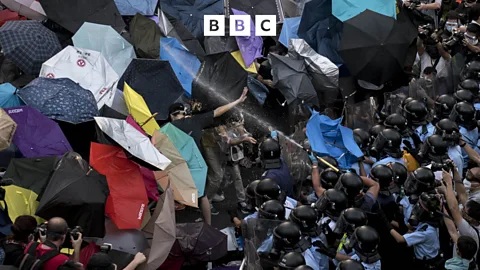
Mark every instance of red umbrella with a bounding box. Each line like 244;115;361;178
0;9;26;26
90;142;148;229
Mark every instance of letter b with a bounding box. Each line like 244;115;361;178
204;15;225;36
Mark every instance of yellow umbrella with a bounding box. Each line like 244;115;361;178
232;51;257;73
0;108;16;151
123;82;160;136
4;185;44;224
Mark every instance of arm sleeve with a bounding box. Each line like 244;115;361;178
457;218;478;239
195;111;215;129
404;231;428;247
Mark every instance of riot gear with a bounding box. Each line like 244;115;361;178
402;97;414;107
294;266;314;270
348;226;381;264
454;89;475;103
314;189;348;220
451;101;476;130
353;128;370;151
278;252;306;270
246;180;261;212
408;192;443;227
404;100;429;126
435;118;460;146
423;134;448;158
391;162;408;187
337;259;366;270
404;167;436;196
458;79;480;95
370;164;394;190
370;128;402;159
260;138;281;169
334;208;368;236
368;125;385;146
259;200;286;220
461;60;480;81
317;156;339;171
255;178;282;207
384;113;407;133
435;94;456;119
320;168;340;189
336;173;363;201
272;222;311;255
289;205;318;236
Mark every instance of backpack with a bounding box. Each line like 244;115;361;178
16;242;59;270
2;240;26;266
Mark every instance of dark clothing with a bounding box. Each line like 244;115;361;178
261;159;294;197
2;239;26;265
171;111;215;149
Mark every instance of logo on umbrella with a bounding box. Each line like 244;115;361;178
45;73;55;78
77;59;86;67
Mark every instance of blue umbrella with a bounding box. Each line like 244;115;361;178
297;0;343;65
17;78;99;124
0;83;23;108
114;0;157;15
306;111;363;169
247;76;269;105
279;17;301;48
333;0;396;22
160;37;200;97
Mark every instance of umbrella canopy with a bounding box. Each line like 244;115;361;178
6;106;72;158
0;0;46;21
72;22;136;77
160;123;207;197
288;39;339;104
0;108;16;151
90;143;148;229
118;59;184;120
39;46;119;109
279;0;308;18
279;17;300;48
306;112;363;169
297;0;343;65
0;9;25;26
159;37;201;97
191;52;247;111
333;0;396;22
101;218;149;254
94;117;171;170
160;0;224;38
338;10;417;86
36;152;110;237
0;83;23;108
130;13;160;59
231;9;263;68
269;53;319;107
100;105;127;120
123;83;160;136
247;76;269;105
4;184;42;223
3;156;57;195
227;0;282;23
144;184;175;270
151;130;198;207
231;51;257;73
40;0;125;33
55;120;96;163
0;20;61;75
18;78;99;124
114;0;156;15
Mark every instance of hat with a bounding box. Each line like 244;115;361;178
168;103;186;116
87;253;115;270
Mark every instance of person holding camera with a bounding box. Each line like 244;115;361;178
404;0;442;27
417;25;451;78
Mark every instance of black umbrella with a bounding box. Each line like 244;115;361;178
130;13;160;59
338;10;417;86
40;0;125;33
192;52;247;111
203;18;238;55
99;105;127;119
226;0;282;23
35;152;109;238
56;120;96;162
117;59;184;120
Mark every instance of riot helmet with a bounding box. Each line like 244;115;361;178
260;138;281;169
461;60;480;81
435;94;456;119
368;125;385;146
384;113;407;134
259;200;286;220
278;252;306;270
318;156;339;171
402;97;414;108
336;173;364;200
369;128;402;159
334;208;368;236
404;167;436;196
452;101;476;130
294;266;314;270
404;100;429;126
337;260;365;270
272;222;311;254
454;89;475;103
353;128;370;151
255;178;282;207
320;168;340;189
391;162;408;187
370;165;394;190
408;192;443;227
351;226;381;264
314;189;348;221
289;205;318;236
435;118;460;146
246;180;261;212
458;79;480;95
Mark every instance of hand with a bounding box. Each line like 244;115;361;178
71;233;83;250
403;0;410;6
237;87;248;103
263;79;274;88
312;240;337;258
463;39;469;47
233;217;242;228
309;153;318;164
442;169;453;186
416;3;424;10
133;252;147;264
243;136;257;144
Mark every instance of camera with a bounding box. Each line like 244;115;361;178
419;24;435;40
100;243;112;253
408;0;422;9
431;159;454;172
68;226;83;240
443;30;465;50
33;223;47;239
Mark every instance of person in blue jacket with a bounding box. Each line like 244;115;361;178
451;102;480;168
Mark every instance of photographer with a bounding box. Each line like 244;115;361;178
462;23;480;57
404;0;442;27
455;0;476;25
417;25;451;78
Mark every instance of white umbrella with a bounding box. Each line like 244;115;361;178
39;46;119;109
94;117;171;170
0;0;46;21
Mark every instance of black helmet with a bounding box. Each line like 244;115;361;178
260;138;281;169
404;100;429;125
404;167;436;195
462;60;480;81
246;180;261;208
334;208;368;235
402;97;414;108
384;113;407;132
353;226;380;264
426;134;448;156
435;94;456;119
408;192;443;227
255;178;282;207
370;164;394;189
459;79;480;94
338;260;365;270
294;266;314;270
272;222;311;253
338;172;364;199
289;205;318;235
368;125;385;146
435;118;460;146
278;252;305;270
320;168;340;189
318;156;339;171
314;189;348;220
353;128;370;151
391;162;408;186
259;200;286;220
370;129;402;159
454;89;475;103
453;101;476;130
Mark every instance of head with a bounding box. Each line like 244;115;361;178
422;66;436;81
87;252;116;270
445;11;459;33
168;103;189;121
471;3;480;22
464;199;480;225
457;235;478;260
260;138;281;169
10;215;37;242
278;252;306;270
466;23;480;44
466;168;480;195
46;217;69;247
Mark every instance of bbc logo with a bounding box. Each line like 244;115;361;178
204;15;277;37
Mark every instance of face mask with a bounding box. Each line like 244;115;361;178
446;23;458;33
466;34;479;45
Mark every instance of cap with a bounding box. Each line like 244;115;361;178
86;253;115;270
168;103;186;116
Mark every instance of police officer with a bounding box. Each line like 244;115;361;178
245;180;261;215
434;94;456;124
278;252;306;270
314;189;349;246
337;260;365;270
334;208;368;237
258;200;286;220
435;119;464;177
390;162;408;200
451;102;480;167
418;135;450;172
255;178;297;219
368;125;385;150
369;165;398;219
384;113;419;151
336;172;380;214
270;222;313;267
460;60;480;81
348;226;382;270
458;79;479;96
351;128;375;176
295;266;315;270
370;129;405;168
454;89;475;104
404;100;435;142
260;137;294;197
320;169;340;190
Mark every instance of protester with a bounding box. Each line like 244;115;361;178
0;215;36;265
444;236;477;270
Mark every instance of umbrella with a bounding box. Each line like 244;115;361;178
114;0;156;15
279;0;308;18
40;0;125;33
191;52;247;111
247;76;269;105
231;51;257;73
18;78;99;124
55;120;96;162
306;112;363;169
297;0;343;65
101;218;149;254
227;0;282;23
72;22;136;76
0;9;25;26
204;35;238;56
39;46;119;109
123;83;160;136
0;0;46;20
159;37;201;97
0;144;21;169
338;10;417;86
0;56;35;88
332;0;396;22
0;83;23;108
36;152;110;237
151;130;198;207
288;39;339;104
118;59;184;120
90;143;148;229
160;0;224;38
160;123;207;198
143;183;175;269
94;117;171;170
230;9;263;68
0;108;15;151
279;17;300;48
0;20;61;75
100;105;127;119
130;13;160;59
6;106;72;158
268;53;319;107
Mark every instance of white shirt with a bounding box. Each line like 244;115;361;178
453;218;480;260
419;52;448;77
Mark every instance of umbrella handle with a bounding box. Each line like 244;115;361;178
140;113;158;127
304;149;340;173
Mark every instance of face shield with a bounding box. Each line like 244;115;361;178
333;214;357;236
369;132;387;159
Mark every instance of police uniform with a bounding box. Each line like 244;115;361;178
309;236;329;270
244;197;297;222
350;253;382;270
403;222;440;262
399;196;414;225
401;136;416;150
460;126;480;167
350;161;373;177
372;156;404;168
415;123;435;142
